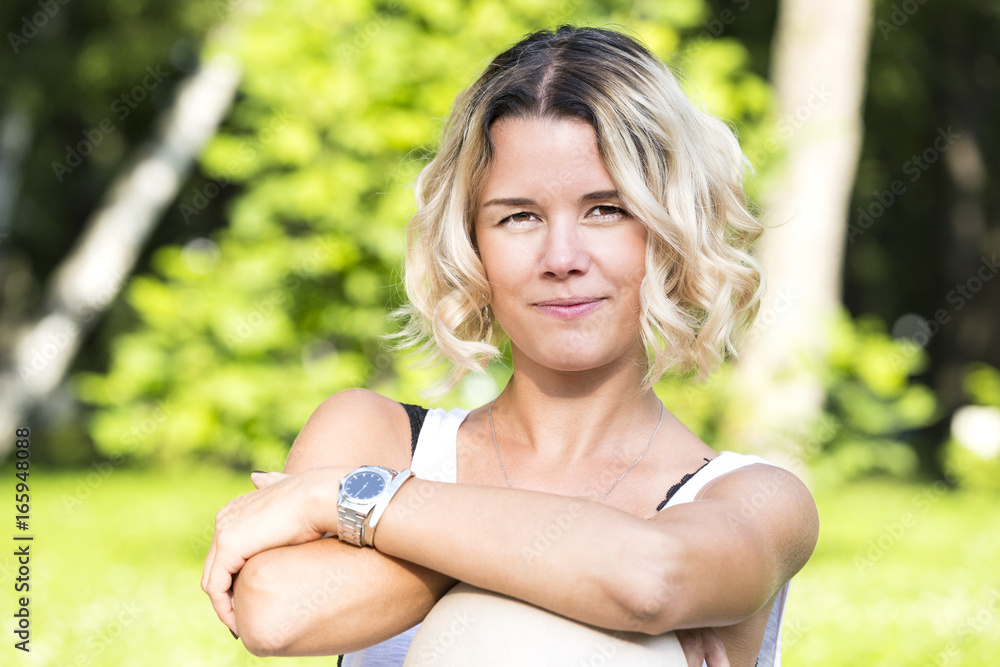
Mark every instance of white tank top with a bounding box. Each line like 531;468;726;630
341;407;790;667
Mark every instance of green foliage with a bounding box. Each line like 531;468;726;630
941;363;1000;492
810;311;938;483
962;362;1000;408
76;0;772;468
652;308;939;485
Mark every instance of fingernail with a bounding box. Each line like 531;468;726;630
230;629;239;639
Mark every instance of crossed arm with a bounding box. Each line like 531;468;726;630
206;389;819;656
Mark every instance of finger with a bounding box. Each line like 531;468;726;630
250;471;289;489
201;539;215;592
202;504;234;591
675;628;705;667
206;579;237;635
202;495;248;590
202;521;222;591
205;530;247;635
202;541;235;632
700;628;731;667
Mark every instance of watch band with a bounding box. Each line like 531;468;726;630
337;505;367;547
366;469;414;548
336;467;415;548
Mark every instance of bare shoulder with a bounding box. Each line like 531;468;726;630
283;388;415;474
695;461;820;579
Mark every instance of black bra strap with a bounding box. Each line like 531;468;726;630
401;403;429;456
656;458;713;511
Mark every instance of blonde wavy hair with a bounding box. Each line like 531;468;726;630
390;24;765;396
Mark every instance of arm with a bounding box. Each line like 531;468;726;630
212;403;818;643
370;461;819;634
224;389;459;656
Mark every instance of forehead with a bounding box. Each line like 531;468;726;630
478;116;617;203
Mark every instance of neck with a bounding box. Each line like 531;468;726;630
490;343;666;470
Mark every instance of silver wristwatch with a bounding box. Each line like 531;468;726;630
337;465;414;548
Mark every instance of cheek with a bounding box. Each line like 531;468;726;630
599;236;647;290
481;242;526;290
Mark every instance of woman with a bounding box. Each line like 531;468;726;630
202;25;819;667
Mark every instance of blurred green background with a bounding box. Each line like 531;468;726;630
1;0;999;664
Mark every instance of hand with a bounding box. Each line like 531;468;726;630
676;627;731;667
200;466;352;634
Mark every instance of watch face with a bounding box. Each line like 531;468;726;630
344;470;387;501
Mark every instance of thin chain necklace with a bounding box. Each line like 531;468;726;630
487;397;665;501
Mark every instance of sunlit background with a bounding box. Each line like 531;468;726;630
1;0;999;664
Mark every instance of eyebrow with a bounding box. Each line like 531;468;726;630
481;190;621;208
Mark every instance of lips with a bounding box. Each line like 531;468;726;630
534;297;603;307
533;297;605;320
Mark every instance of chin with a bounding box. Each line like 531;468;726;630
511;334;642;373
527;348;619;373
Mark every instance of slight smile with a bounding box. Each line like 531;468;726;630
533;298;605;320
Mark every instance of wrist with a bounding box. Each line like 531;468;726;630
370;474;430;554
367;469;414;548
334;465;416;548
310;467;345;536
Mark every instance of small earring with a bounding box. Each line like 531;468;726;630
481;294;491;343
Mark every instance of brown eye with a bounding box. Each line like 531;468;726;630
590;205;627;219
498;211;540;226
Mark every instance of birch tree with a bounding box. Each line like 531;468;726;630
0;55;240;458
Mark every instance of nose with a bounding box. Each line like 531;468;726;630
539;218;591;279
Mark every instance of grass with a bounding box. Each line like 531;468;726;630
5;465;999;665
785;479;1000;665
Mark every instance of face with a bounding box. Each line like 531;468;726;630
474;115;648;374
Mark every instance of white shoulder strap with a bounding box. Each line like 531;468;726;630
664;451;780;508
409;407;469;483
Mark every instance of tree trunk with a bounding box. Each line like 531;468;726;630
0;55;241;458
724;0;874;473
